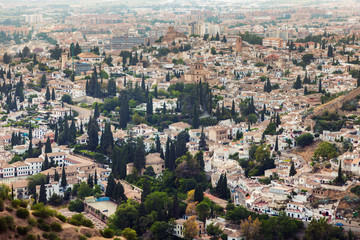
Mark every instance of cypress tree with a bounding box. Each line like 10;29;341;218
87;117;99;151
195;150;205;171
318;78;322;93
119;94;129;129
274;135;279;152
45;86;50;101
42;154;49;171
113;182;126;203
94;170;98;185
50;88;55;100
155;135;161;153
61;165;67;188
293;75;302;89
289;161;297;176
141;74;145;92
28;142;33;158
94;103;99;119
162;102;166;114
169;141;176;171
231;99;235;117
87;174;94;188
54;169;59;182
54;123;58;143
192;103;199;129
194;186;203;203
79;121;84;134
141;176;151;203
134;138;146;173
69;120;76;144
154;85;158;98
101;122;114;155
335;161;344;185
105;174;115;198
276;113;281;127
165;137;170;169
199;127;207;150
46;173;50;184
119;148;127;179
40;74;47;88
39;178;47;204
171;193;180;218
45;137;52;153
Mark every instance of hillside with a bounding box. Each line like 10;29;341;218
0;198;113;240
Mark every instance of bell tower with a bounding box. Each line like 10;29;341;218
235;37;242;55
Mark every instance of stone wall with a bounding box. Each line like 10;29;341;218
304;87;360;129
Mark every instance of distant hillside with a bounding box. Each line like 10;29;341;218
0;196;108;240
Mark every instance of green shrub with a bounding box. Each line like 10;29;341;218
351;185;360;196
16;208;30;219
69;218;81;226
0;218;8;233
0;215;15;232
0;199;4;211
82;219;94;228
5;206;13;212
11;199;21;208
28;217;37;227
56;214;67;222
78;235;87;240
20;201;28;208
68;213;93;228
50;222;62;232
32;203;55;218
38;222;51;232
17;226;30;235
100;228;115;238
68;199;84;212
43;232;60;240
24;234;36;240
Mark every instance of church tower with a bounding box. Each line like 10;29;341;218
61;53;67;70
235;37;243;55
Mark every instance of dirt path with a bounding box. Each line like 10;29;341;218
290;140;322;163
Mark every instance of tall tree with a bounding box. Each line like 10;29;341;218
231;99;236;117
94;103;100;119
61;165;67;188
293;75;302;89
194;186;203;203
94;170;98;185
192;103;199;129
105;174;115;198
38;178;47;204
50;87;55;101
87;117;99;151
54;169;59;182
318;79;322;93
42;154;49;171
45;86;50;101
101;122;114;155
134;138;146;173
199;127;207;150
155;135;161;153
289;161;297;176
40;74;47;88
